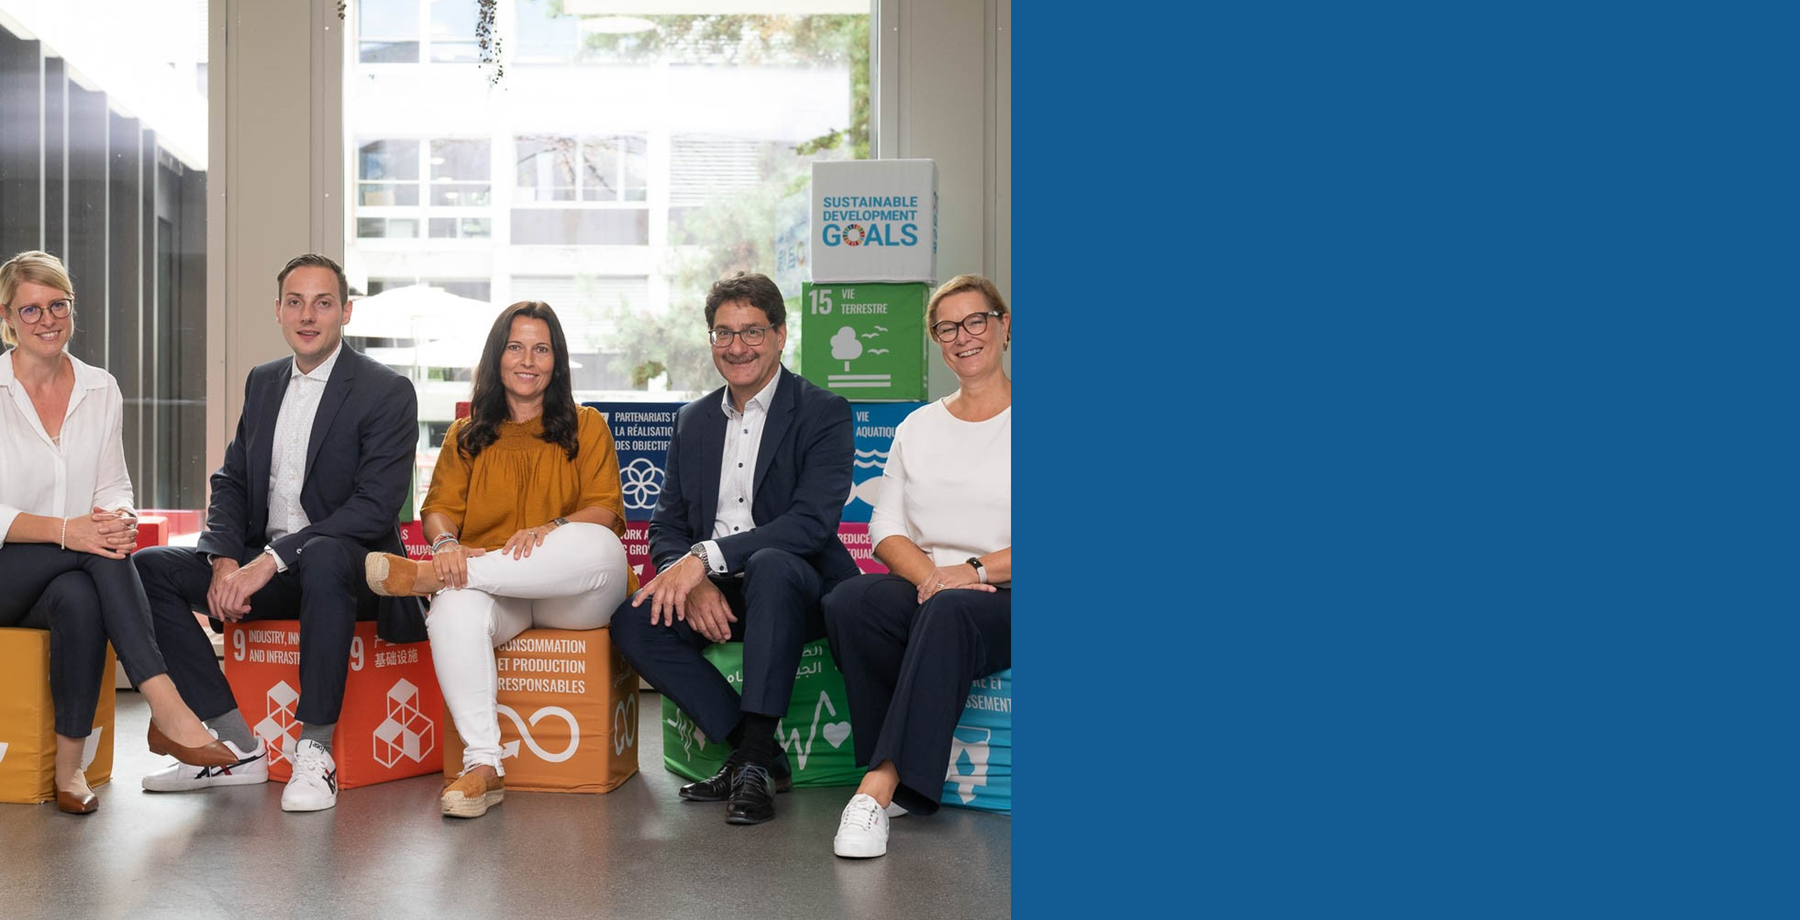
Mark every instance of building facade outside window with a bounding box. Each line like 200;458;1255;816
343;0;872;509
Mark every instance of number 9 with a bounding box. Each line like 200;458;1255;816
231;628;245;661
350;636;365;672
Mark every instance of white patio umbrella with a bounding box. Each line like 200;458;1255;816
346;284;499;340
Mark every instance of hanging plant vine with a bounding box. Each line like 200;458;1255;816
476;0;504;85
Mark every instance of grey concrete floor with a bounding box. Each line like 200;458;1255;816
0;691;1010;920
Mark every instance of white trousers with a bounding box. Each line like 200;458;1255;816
426;522;630;775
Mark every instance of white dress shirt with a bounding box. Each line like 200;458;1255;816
0;350;135;548
263;344;342;569
698;370;782;574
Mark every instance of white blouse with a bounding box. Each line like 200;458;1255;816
868;398;1011;569
0;350;135;548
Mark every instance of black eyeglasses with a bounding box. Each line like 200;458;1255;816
15;299;72;324
931;311;1001;342
708;325;773;347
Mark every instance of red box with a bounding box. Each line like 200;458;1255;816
134;515;168;552
138;508;205;541
398;520;432;560
222;620;444;789
623;521;659;585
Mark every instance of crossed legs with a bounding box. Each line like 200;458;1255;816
427;523;630;776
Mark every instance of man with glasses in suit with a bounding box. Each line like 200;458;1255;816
612;271;857;825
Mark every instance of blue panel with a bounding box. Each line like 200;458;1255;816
942;668;1011;814
844;401;924;523
584;401;685;522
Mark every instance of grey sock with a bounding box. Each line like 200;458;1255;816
300;722;335;754
208;709;256;752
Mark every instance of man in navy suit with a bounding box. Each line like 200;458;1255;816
134;254;423;812
612;271;857;825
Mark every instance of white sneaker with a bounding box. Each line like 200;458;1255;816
142;738;269;792
833;793;891;858
280;738;338;812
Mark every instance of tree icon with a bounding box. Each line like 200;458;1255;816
830;326;863;371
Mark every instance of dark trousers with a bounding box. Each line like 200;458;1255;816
611;548;837;744
133;538;377;726
0;545;171;738
822;574;1011;816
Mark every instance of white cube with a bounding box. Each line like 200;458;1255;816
811;159;938;283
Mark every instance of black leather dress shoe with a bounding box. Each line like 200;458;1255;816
680;750;793;802
725;762;778;825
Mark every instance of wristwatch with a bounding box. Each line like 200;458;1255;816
966;556;988;584
553;516;570;527
690;542;714;573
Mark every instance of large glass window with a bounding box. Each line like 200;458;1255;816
359;0;423;63
432;139;492;206
356;137;491;239
516;134;648;203
0;2;210;526
361;0;480;65
345;3;872;509
358;139;421;206
427;0;479;63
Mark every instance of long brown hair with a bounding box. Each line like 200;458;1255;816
459;301;580;461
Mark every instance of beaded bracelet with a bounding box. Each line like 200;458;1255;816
60;516;68;551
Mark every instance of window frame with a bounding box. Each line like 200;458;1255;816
355;135;494;244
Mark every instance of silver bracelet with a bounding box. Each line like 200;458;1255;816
431;534;461;551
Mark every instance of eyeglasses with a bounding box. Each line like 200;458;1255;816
15;299;72;324
708;325;773;347
931;311;1001;342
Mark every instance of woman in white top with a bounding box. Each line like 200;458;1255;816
0;251;240;814
822;273;1012;858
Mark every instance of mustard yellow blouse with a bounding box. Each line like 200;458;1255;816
422;406;628;557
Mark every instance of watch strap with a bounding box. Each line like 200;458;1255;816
966;556;987;584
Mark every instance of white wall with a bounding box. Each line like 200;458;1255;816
206;0;346;476
208;0;1010;462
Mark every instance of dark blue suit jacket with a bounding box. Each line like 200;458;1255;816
197;345;427;642
649;366;859;585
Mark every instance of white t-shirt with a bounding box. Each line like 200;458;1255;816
0;350;135;547
868;398;1011;568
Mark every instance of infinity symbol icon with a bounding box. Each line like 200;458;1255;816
497;704;581;763
613;693;638;755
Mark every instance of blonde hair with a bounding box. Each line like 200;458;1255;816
0;251;74;347
926;273;1009;327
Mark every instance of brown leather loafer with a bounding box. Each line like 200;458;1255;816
147;721;241;768
56;788;98;814
365;552;437;597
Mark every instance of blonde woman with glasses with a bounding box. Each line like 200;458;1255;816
0;251;242;814
821;273;1013;858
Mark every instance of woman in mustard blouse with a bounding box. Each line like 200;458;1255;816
364;300;631;819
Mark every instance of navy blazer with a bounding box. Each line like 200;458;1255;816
649;366;859;585
197;345;427;642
